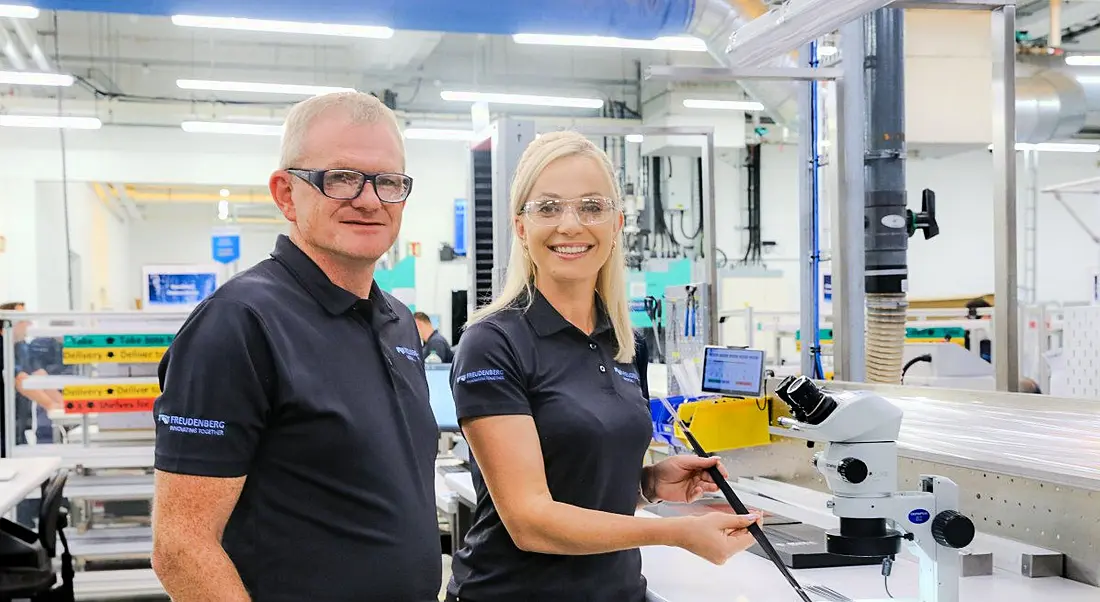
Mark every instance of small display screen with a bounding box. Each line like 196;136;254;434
701;347;766;398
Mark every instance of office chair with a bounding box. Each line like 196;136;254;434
0;471;74;602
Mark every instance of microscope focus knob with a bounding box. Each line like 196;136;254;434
932;510;975;549
836;458;868;484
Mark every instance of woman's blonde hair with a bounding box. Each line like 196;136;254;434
467;130;635;363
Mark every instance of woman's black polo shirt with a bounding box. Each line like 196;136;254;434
153;234;442;601
448;290;653;602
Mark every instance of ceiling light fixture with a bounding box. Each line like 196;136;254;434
682;98;766;111
626;134;644;143
440;90;604;109
988;142;1100;153
0;70;74;86
177;79;355;96
171;14;394;38
511;33;706;52
1065;55;1100;66
0;115;101;129
403;128;476;141
0;4;39;19
181;121;284;136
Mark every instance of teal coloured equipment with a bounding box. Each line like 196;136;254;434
629;259;693;328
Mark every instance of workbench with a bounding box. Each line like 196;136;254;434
0;456;62;515
437;471;1098;601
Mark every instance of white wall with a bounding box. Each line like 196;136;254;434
4;123;1100;321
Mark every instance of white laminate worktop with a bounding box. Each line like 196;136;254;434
640;519;1099;602
435;471;1098;601
0;456;62;514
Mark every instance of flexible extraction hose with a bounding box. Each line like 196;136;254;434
866;293;908;382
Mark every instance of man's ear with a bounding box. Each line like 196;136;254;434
270;171;297;222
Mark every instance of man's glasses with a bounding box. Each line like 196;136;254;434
520;197;619;226
287;168;413;203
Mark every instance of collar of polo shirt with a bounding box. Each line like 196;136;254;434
521;287;612;338
270;234;397;319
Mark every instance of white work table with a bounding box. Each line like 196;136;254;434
0;456;62;514
438;472;1098;601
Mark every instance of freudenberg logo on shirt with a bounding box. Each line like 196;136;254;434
157;414;226;437
455;369;506;384
614;367;641;384
395;346;420;363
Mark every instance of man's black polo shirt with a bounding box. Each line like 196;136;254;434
447;289;653;602
153;234;441;601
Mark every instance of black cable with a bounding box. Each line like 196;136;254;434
901;354;932;382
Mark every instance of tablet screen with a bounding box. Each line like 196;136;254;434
701;347;766;398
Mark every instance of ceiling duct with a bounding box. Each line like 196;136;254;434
688;0;799;127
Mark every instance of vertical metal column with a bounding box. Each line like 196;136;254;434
797;44;816;376
992;6;1020;392
702;132;720;344
833;21;868;383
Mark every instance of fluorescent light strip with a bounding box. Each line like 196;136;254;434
626;134;644;143
1066;55;1100;66
988;142;1100;153
512;33;706;52
171;14;394;38
403;128;475;141
0;70;74;86
0;115;101;129
440;90;603;109
683;98;765;111
177;79;354;96
0;4;38;19
181;121;284;136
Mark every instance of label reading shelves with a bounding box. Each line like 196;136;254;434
62;383;160;414
62;347;168;364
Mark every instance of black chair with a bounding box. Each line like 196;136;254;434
0;471;74;602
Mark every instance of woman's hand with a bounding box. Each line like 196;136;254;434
672;512;761;565
645;455;729;504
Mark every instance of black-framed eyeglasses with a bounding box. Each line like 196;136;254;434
287;168;413;203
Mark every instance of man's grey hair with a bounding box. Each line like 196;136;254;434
279;91;405;169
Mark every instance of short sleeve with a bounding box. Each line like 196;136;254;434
449;322;529;420
153;298;275;478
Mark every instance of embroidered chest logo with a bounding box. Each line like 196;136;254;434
455;369;506;384
395;346;420;363
614;367;641;384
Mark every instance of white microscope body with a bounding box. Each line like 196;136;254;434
773;376;975;602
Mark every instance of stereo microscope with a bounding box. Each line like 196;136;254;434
773;376;976;602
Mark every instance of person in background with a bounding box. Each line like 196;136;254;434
446;132;759;602
151;92;441;602
965;297;991;319
1;301;63;529
414;311;454;363
1;302;61;446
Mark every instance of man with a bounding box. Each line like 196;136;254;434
151;92;442;602
413;312;454;363
1;302;61;447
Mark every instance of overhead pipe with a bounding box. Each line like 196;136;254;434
688;0;800;126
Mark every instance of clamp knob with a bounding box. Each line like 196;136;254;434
836;458;868;484
932;510;975;549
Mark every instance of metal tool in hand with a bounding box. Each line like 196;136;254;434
655;396;814;602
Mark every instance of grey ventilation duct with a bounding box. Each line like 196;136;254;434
1017;70;1089;143
687;0;800;127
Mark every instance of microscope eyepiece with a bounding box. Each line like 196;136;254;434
782;376;838;425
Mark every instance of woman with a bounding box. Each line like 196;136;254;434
447;131;759;602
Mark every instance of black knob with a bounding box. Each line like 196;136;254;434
836;458;868;484
932;510;975;549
